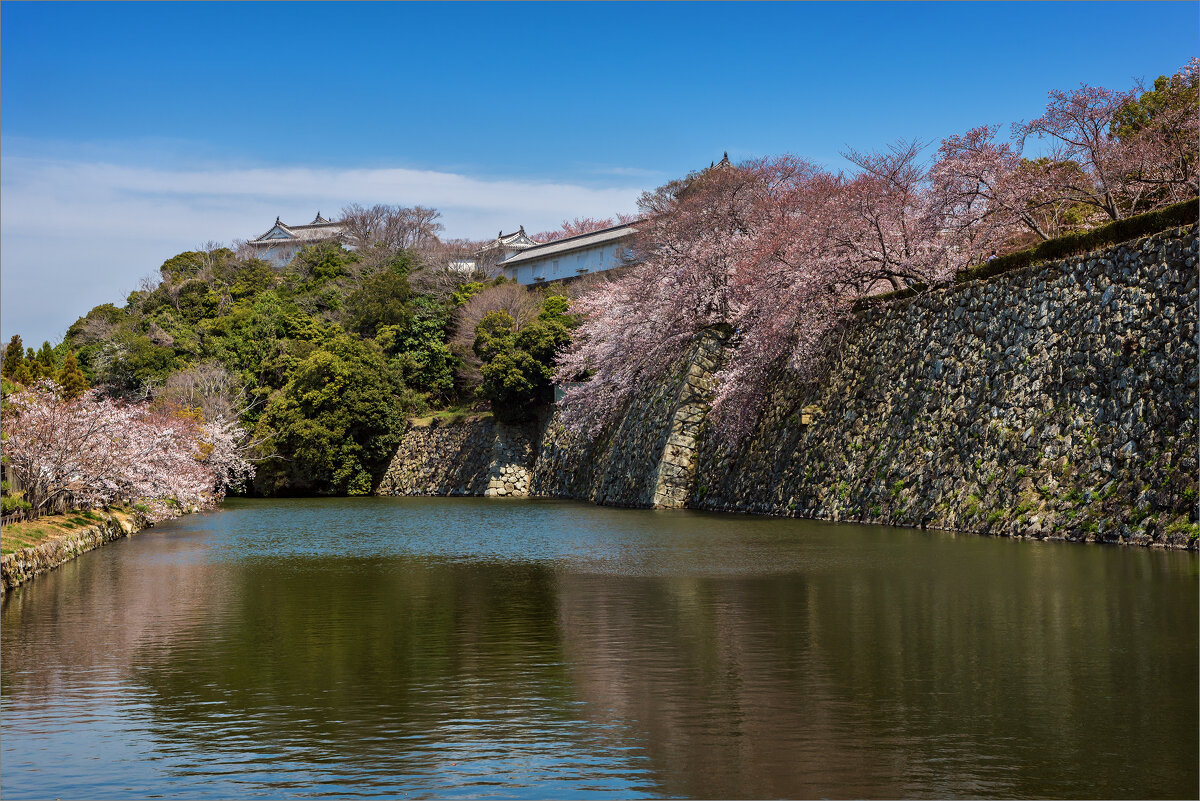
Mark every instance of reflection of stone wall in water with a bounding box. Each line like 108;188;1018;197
551;538;1198;798
381;227;1198;548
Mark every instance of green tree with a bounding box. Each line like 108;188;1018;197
518;295;575;366
158;248;235;284
473;294;575;421
57;351;90;399
33;342;57;380
376;295;457;401
1111;65;1199;212
451;281;486;307
176;279;222;323
256;334;411;495
345;267;413;337
291;241;356;286
160;251;207;284
1112;70;1199;140
45;214;471;495
2;335;23;378
222;258;277;301
105;332;180;393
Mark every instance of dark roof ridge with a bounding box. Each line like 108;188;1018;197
521;219;642;253
496;228;533;240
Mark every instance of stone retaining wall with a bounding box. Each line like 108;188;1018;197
2;513;140;592
690;225;1198;548
377;418;539;497
382;226;1198;548
531;329;728;507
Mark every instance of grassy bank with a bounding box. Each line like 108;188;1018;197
1;508;133;555
408;408;494;428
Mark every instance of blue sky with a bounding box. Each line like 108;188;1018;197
3;2;1197;345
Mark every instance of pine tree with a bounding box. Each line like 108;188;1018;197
1;335;23;378
23;347;41;379
9;360;33;386
34;342;57;379
58;352;89;399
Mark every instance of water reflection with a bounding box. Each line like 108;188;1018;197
556;545;1197;798
3;498;1196;799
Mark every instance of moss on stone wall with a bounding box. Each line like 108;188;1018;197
2;512;140;591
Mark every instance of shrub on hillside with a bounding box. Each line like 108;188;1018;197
253;334;415;495
474;293;575;422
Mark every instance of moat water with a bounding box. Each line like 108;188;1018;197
2;497;1196;799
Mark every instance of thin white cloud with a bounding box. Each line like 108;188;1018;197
0;156;648;344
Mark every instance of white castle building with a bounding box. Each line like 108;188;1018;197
246;213;345;267
495;222;638;286
247;214;638;284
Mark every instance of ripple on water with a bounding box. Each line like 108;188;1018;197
2;497;1196;799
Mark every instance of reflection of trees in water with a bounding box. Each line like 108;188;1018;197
124;558;660;792
3;516;1195;798
2;534;230;700
554;544;1198;799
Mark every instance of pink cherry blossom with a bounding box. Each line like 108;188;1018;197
3;381;253;521
558;63;1196;444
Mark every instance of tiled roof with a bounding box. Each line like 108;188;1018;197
501;222;638;266
249;216;344;245
474;226;539;257
286;222;343;238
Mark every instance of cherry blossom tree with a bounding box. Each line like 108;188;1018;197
558;157;861;440
116;406;218;520
2;382;253;520
1013;62;1198;221
837;140;967;290
929;125;1053;243
557;147;1018;442
930;62;1197;246
3;381;132;514
1110;58;1200;208
200;416;257;493
1014;82;1138;220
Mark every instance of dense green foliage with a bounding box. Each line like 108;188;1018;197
2;336;23;377
45;240;573;495
474;293;576;421
0;481;31;515
56;352;89;399
254;334;410;495
378;295;457;403
1112;70;1199;141
1;334;69;386
344;253;417;336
